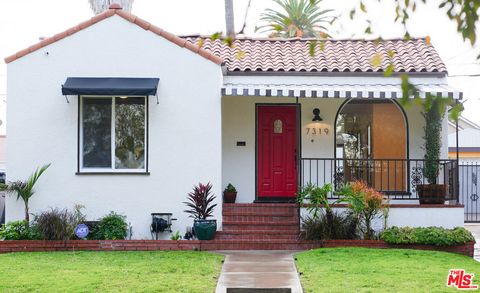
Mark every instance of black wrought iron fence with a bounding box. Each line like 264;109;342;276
300;158;458;201
459;162;480;222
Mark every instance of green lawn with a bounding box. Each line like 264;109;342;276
0;251;223;293
296;247;480;293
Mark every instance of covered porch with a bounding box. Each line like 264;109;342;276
221;78;462;205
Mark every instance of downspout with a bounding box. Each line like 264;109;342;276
456;116;460;203
296;96;301;196
296;96;301;216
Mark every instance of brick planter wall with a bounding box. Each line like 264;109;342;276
321;239;475;257
0;239;474;257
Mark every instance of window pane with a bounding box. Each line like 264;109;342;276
115;97;145;169
83;98;112;168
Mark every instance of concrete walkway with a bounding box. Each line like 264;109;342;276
215;251;303;293
465;224;480;261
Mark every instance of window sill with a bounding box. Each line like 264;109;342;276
75;172;150;175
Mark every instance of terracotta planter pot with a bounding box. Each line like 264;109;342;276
223;191;237;203
417;184;447;204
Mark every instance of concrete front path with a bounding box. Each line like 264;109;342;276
465;224;480;261
215;251;303;293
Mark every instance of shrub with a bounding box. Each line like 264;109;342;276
297;183;333;220
0;220;40;240
301;212;358;240
380;226;475;246
35;205;86;240
170;231;182;241
90;212;128;240
337;181;387;240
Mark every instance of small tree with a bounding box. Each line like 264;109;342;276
0;164;51;222
423;97;443;184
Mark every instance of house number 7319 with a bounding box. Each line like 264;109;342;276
306;128;329;135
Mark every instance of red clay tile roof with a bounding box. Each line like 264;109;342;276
4;4;222;65
184;37;447;74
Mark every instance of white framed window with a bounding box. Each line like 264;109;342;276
79;96;148;173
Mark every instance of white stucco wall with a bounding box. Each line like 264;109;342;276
300;206;464;231
222;93;444;203
6;15;223;239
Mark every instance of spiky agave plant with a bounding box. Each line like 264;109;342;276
0;164;51;222
183;182;217;220
255;0;335;38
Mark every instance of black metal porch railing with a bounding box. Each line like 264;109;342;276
459;162;480;222
300;158;458;201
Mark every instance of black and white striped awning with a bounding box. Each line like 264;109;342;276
222;83;463;99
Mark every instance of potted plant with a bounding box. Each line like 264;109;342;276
400;79;463;204
223;183;237;203
183;182;217;240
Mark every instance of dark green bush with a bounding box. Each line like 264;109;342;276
380;226;475;246
301;212;358;240
0;220;40;240
90;212;127;240
35;205;86;240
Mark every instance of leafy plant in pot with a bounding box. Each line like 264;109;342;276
223;183;237;203
183;182;217;240
399;78;463;204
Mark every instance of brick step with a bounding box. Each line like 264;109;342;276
223;203;299;207
222;204;300;217
214;231;299;241
222;214;299;223
222;221;300;232
222;209;299;217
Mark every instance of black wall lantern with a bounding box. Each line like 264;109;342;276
312;108;323;121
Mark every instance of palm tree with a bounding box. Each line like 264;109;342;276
256;0;335;38
0;164;50;222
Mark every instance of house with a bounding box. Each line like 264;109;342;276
448;117;480;222
448;115;480;134
4;4;465;239
449;116;480;162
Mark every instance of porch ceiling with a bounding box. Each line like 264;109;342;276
222;83;463;100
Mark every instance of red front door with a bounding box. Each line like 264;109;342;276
257;105;297;199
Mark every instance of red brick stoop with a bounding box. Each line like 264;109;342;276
218;203;301;242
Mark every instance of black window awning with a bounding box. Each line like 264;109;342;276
61;77;159;96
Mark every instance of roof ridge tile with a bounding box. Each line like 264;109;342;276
5;6;222;66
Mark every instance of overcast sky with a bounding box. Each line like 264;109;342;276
0;0;479;135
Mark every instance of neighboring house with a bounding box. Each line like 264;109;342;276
448;115;480;135
449;116;480;162
4;5;465;239
448;117;480;222
0;135;5;225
